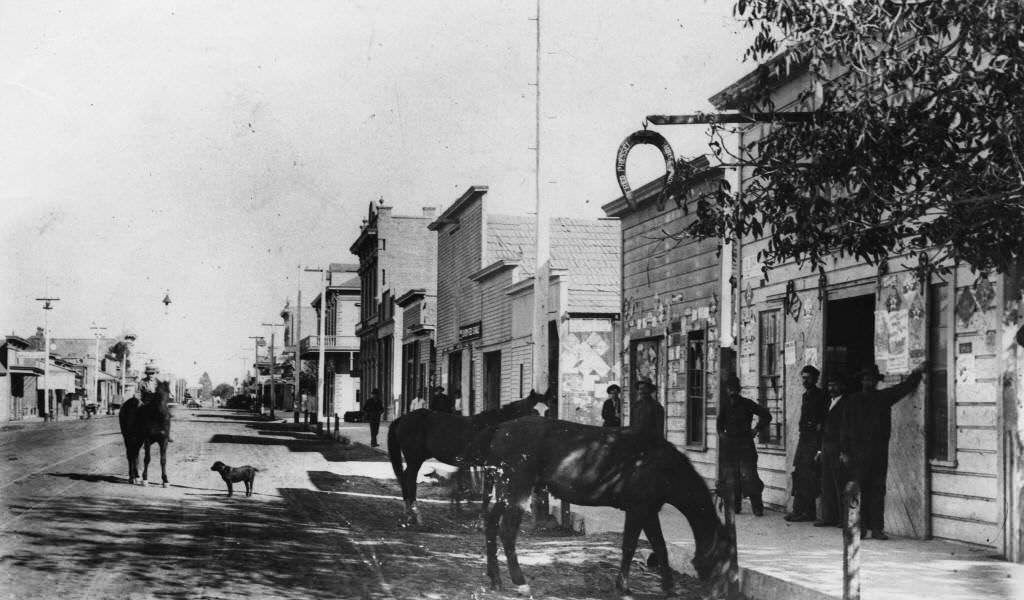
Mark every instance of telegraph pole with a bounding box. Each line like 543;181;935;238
305;267;328;425
261;322;284;419
248;335;264;413
295;265;303;418
90;323;107;414
35;297;60;422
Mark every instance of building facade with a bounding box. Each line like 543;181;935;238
300;264;361;419
695;60;1024;557
430;186;622;420
603;160;729;486
397;289;436;413
351;202;438;420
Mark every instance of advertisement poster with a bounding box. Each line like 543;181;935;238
784;340;796;366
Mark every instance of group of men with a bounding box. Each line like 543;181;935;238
599;359;925;540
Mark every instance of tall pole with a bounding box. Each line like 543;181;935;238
261;322;283;419
529;0;552;523
90;324;107;414
295;265;303;416
305;267;328;425
248;335;263;413
35;297;60;422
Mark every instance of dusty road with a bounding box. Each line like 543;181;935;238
0;409;700;600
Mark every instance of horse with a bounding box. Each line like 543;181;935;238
118;380;173;487
387;389;548;525
465;416;733;598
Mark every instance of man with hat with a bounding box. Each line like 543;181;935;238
815;372;851;527
630;376;664;440
136;364;161;402
430;385;453;413
785;365;826;522
841;361;925;539
718;373;772;516
601;384;622;427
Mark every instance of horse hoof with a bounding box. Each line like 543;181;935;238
162;483;168;488
141;480;148;487
516;584;531;596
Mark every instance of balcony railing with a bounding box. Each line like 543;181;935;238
299;335;357;355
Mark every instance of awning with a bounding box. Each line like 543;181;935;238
9;365;44;376
96;371;119;382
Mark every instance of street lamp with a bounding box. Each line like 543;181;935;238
35;296;60;422
261;322;284;419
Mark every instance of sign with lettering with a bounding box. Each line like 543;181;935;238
458;321;482;342
615;129;676;210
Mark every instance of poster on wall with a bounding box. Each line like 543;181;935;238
885;310;909;373
784;340;797;366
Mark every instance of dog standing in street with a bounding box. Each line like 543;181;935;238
210;461;258;497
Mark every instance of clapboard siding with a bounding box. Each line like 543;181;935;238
932;516;998;547
932;494;999;523
932;471;999;499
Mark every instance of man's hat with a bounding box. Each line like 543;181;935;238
636;376;655;388
725;373;741;388
858;364;884;381
800;365;820;379
606;383;621;394
144;365;159;374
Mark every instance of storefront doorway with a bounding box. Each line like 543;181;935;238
825;294;875;383
483;351;501;411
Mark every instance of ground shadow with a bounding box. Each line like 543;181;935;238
208;434;390;463
48;472;127;484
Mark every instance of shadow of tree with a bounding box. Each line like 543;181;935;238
208;434;390;463
3;490;389;600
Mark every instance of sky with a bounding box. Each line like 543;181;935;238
0;1;753;385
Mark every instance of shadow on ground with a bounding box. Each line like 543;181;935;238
208;432;390;463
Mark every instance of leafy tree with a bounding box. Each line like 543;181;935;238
686;0;1024;276
198;372;213;400
212;383;234;399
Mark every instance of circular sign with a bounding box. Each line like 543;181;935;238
615;129;676;210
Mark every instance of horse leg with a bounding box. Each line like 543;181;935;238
125;441;139;484
499;503;530;595
141;441;152;486
643;513;674;593
404;458;424;524
485;499;507;590
478;468;494;531
616;508;646;599
159;439;169;487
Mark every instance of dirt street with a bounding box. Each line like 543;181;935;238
0;409;703;599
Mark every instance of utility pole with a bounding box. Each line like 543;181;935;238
305;267;328;425
90;323;107;414
529;0;552;522
35;297;60;422
261;322;284;419
295;265;303;419
248;335;264;413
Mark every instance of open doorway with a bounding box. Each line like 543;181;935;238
825;294;875;383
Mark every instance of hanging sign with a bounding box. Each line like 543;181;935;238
458;321;482;342
615;129;676;210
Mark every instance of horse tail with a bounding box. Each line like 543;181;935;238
387;415;404;481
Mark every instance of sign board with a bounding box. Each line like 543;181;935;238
615;129;676;210
458;321;482;342
18;351;47;360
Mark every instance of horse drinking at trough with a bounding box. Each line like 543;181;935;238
118;379;173;487
387;390;547;525
466;416;733;598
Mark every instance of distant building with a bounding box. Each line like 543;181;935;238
397;289;436;413
300;263;361;420
351;202;438;420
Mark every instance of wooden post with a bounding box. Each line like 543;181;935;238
843;481;862;600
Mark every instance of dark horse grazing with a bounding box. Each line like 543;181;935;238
387;390;547;525
118;380;172;487
466;416;733;598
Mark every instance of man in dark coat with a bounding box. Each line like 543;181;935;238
786;365;826;522
601;384;622;427
718;373;772;516
630;376;664;439
364;388;384;447
841;362;925;539
815;373;850;527
430;386;453;413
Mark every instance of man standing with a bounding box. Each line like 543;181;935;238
841;362;925;539
601;384;622;427
430;385;453;413
718;374;772;516
364;388;384;447
815;373;849;527
786;365;826;522
630;376;664;440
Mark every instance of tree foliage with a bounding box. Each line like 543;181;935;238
212;383;235;399
686;0;1024;275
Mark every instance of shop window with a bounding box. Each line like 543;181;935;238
757;309;785;447
928;282;955;463
686;330;706;447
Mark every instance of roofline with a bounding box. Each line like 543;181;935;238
396;288;430;307
428;185;489;231
349;226;377;254
469;260;520;282
603;162;725;217
708;50;808;110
